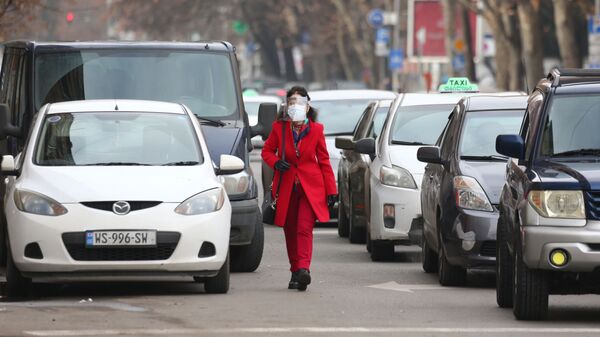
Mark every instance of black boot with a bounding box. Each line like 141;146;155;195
297;268;311;291
288;271;299;289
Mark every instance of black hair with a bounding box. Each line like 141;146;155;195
278;86;317;121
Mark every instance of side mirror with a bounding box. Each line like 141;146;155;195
335;136;355;150
0;104;20;138
355;138;376;156
496;134;524;160
417;147;443;164
1;155;17;176
216;154;245;175
251;103;278;140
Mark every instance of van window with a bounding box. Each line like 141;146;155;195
34;50;238;119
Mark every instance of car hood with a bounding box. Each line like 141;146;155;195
458;160;508;204
534;159;600;190
388;145;427;174
16;166;220;203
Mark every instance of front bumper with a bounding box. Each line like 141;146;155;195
7;202;231;276
230;198;259;245
445;208;498;269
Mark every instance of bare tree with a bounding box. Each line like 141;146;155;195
517;0;544;91
553;0;582;68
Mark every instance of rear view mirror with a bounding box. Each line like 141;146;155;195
355;138;376;156
335;136;355;150
417;147;442;164
216;154;245;175
0;104;20;139
496;134;524;160
251;103;278;140
1;155;17;176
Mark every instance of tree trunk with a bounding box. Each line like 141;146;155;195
517;0;544;92
494;35;510;90
460;5;476;81
441;0;457;76
282;45;298;81
553;0;582;68
336;19;354;81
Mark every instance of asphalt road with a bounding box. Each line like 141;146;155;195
0;152;599;336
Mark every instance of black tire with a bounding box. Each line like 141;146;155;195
348;192;366;244
421;235;437;273
513;248;548;320
337;187;349;238
370;240;394;261
496;216;514;308
204;252;230;294
438;236;466;286
0;220;6;268
230;211;264;273
5;243;31;301
366;229;372;253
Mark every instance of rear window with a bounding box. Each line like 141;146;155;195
390;104;455;145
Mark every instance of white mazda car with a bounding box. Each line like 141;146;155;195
2;100;244;299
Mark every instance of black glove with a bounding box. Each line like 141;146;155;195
274;160;291;172
327;195;337;208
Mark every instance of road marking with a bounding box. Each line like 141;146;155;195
23;327;600;336
313;229;338;235
367;281;445;293
3;300;146;312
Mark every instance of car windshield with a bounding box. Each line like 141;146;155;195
540;95;600;157
460;110;524;157
35;112;202;166
34;50;238;119
391;104;455;145
310;99;371;135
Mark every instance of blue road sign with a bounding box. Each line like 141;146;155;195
368;9;384;28
389;48;403;71
452;54;465;71
376;28;391;44
589;16;600;34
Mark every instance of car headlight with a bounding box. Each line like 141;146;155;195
453;176;493;212
380;165;417;189
14;189;67;216
175;187;225;215
219;171;250;196
528;190;585;219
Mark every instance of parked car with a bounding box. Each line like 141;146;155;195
0;41;277;272
417;95;527;286
243;94;282;148
355;93;477;259
1;100;245;299
335;99;393;242
496;68;600;320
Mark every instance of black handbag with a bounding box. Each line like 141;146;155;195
262;121;286;225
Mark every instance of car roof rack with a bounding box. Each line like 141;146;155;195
548;68;600;87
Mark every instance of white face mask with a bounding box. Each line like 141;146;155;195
287;104;307;122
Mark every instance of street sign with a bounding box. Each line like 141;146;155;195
368;9;384;28
375;42;389;57
452;54;465;71
376;28;391;44
438;77;479;93
389;48;403;70
589;16;600;68
232;20;249;35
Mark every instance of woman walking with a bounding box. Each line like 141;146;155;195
262;86;337;291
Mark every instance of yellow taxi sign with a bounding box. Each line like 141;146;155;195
438;77;479;93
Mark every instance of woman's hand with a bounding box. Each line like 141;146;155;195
327;195;337;208
275;159;291;172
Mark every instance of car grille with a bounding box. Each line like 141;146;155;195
585;191;600;220
62;232;180;261
479;240;496;257
80;201;162;212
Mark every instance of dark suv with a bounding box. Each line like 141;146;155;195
496;68;600;320
0;41;276;272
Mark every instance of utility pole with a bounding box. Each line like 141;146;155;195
392;0;401;92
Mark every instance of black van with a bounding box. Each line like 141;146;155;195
0;41;276;272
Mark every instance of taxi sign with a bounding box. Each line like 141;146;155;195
438;77;479;93
243;88;259;97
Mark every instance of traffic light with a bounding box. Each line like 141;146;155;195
66;11;74;23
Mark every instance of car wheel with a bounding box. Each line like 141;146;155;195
370;240;394;261
421;235;437;273
204;251;230;294
437;233;466;286
513;247;548;320
230;210;264;273
337;186;349;238
496;215;514;308
348;192;366;244
5;242;32;301
0;219;6;267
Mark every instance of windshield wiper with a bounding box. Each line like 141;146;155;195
551;148;600;157
460;155;508;161
84;162;151;166
391;140;427;145
162;161;199;166
196;116;226;127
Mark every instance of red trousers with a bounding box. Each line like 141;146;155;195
284;184;316;272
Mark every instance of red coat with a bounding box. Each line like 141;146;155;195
262;120;337;227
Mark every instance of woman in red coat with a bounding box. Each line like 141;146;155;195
262;86;337;291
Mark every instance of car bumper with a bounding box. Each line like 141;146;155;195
7;202;231;276
445;208;497;269
230;198;259;245
370;178;422;241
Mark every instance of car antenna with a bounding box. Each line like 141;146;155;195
114;104;119;111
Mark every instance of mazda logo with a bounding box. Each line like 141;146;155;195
112;201;131;215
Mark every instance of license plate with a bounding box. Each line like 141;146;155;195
85;231;157;247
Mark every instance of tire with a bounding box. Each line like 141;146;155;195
437;234;466;286
348;192;366;244
366;230;372;253
370;240;394;261
204;252;230;294
513;248;548;320
0;220;6;268
337;187;349;238
421;235;437;273
5;243;31;301
230;211;264;273
496;215;514;308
